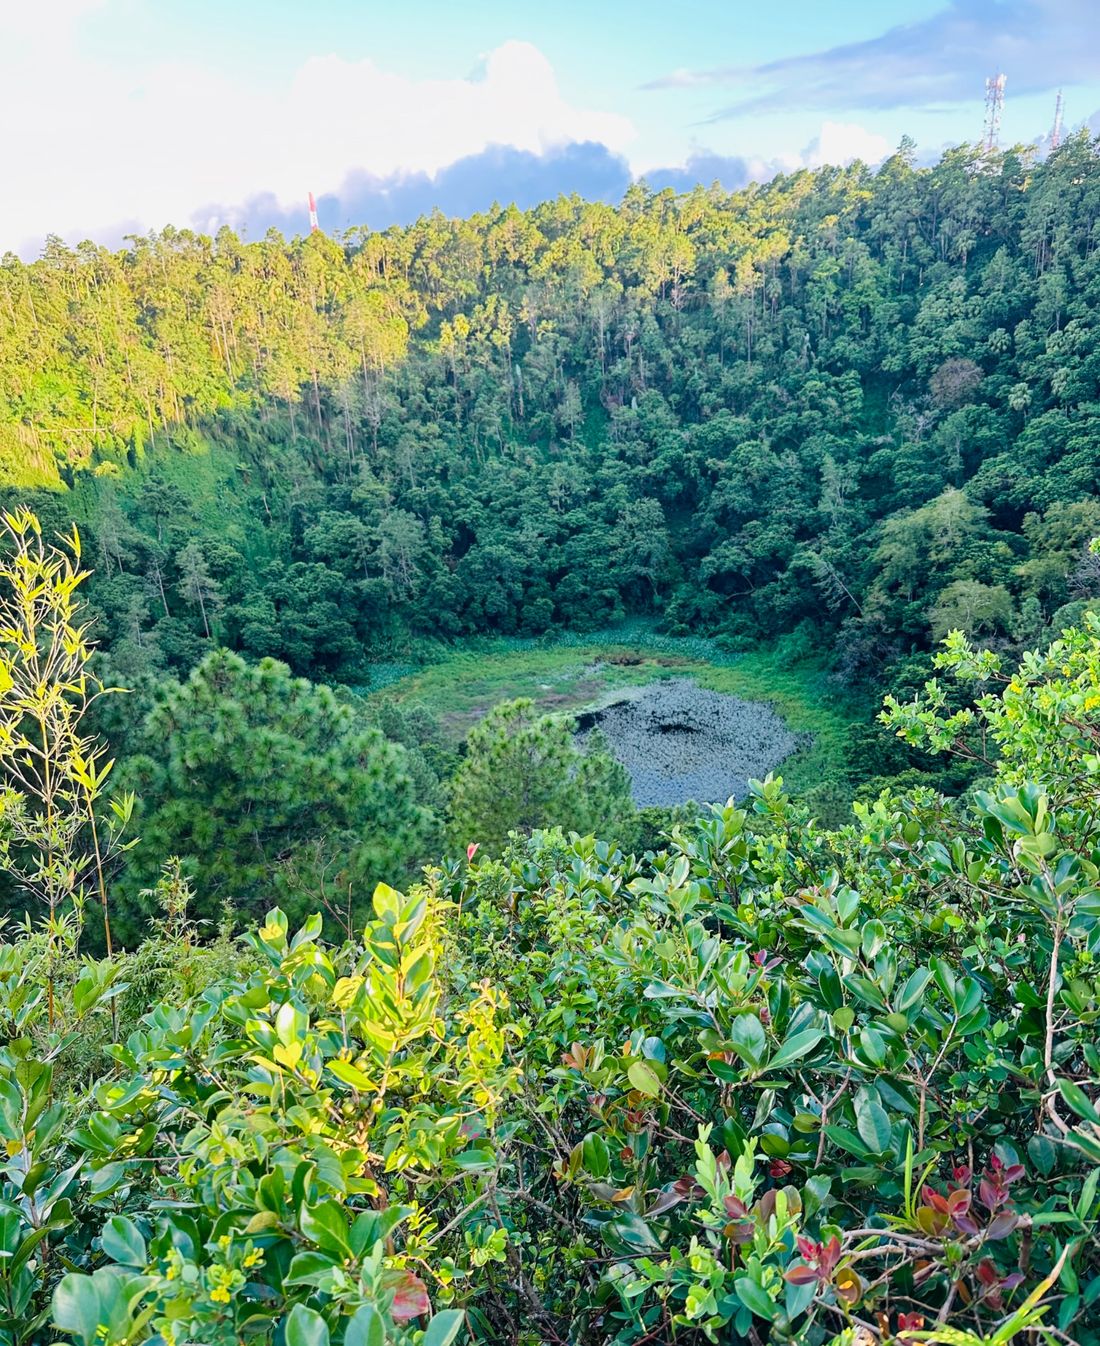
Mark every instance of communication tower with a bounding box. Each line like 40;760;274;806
308;192;320;233
983;73;1007;151
1050;89;1065;150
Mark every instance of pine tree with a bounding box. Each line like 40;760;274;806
121;650;435;937
447;699;633;854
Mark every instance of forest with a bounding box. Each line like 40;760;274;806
2;133;1100;1343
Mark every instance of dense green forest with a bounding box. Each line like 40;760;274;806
6;133;1100;1343
6;134;1100;697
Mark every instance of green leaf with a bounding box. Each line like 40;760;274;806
345;1305;385;1346
284;1251;339;1286
582;1133;610;1178
373;882;403;921
422;1309;466;1346
857;1027;887;1067
327;1059;374;1090
1027;1133;1057;1178
300;1200;352;1256
861;919;886;959
824;1125;872;1160
768;1028;824;1070
100;1215;146;1268
729;1014;766;1069
854;1092;893;1155
285;1304;331;1346
1077;1167;1100;1220
734;1277;777;1321
1058;1078;1100;1124
52;1275;104;1346
451;1147;496;1170
627;1059;660;1097
895;967;932;1013
602;1211;663;1254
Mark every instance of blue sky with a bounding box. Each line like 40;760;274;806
4;0;1098;255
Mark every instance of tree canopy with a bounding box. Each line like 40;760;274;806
446;697;633;853
119;649;435;937
5;136;1100;729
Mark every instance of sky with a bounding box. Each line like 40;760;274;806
3;0;1099;257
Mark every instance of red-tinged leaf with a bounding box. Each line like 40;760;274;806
757;1190;778;1222
796;1236;819;1260
645;1188;684;1217
985;1211;1018;1240
922;1185;950;1212
784;1263;820;1284
671;1175;704;1200
385;1269;430;1321
723;1195;748;1217
946;1188;971;1215
975;1259;998;1286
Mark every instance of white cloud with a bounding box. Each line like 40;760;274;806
1;38;634;253
802;121;892;167
6;0;105;41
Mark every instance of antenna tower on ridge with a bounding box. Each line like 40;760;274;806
983;73;1007;151
1050;89;1064;150
308;191;320;233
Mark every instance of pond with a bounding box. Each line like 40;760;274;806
577;678;805;806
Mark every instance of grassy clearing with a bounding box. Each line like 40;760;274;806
370;626;858;793
70;433;275;565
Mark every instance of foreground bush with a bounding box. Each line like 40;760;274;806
2;513;1100;1342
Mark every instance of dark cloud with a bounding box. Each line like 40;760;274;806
193;141;634;239
25;140;812;259
646;0;1096;117
642;152;760;193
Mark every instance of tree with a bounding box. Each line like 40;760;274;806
176;541;222;638
557;381;584;440
447;699;633;854
612;498;674;605
929;356;983;409
0;509;133;969
928;578;1013;640
122;651;435;936
872;488;989;604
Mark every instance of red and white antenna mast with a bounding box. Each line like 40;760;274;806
983;73;1006;151
308;191;320;233
1050;89;1064;150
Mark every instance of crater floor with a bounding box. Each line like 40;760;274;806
578;678;803;807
